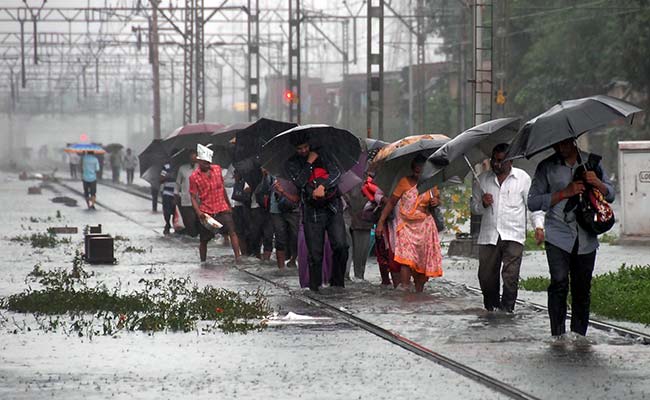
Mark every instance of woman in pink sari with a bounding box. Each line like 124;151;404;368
375;155;443;292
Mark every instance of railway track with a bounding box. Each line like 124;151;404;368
54;179;650;399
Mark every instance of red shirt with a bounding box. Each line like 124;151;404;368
189;165;230;214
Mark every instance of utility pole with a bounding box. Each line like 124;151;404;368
288;0;301;123
247;0;260;121
367;0;384;140
183;0;194;125
150;0;161;139
194;0;205;122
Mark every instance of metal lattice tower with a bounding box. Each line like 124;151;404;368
247;0;260;121
472;0;493;125
367;0;384;140
194;0;205;122
416;0;426;134
183;0;194;125
288;0;301;123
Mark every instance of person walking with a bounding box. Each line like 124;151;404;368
159;162;176;235
344;182;374;280
285;132;349;292
528;138;615;339
248;170;274;261
270;177;300;269
189;144;241;263
123;148;138;185
470;143;545;313
110;150;122;184
81;151;100;209
175;149;199;237
68;151;80;179
375;155;443;292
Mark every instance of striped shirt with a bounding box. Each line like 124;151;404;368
470;167;544;246
160;163;176;197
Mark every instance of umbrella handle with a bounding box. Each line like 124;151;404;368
463;155;493;215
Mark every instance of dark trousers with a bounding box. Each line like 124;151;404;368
150;187;159;211
545;241;597;336
478;237;524;312
179;205;199;237
233;205;251;251
350;229;371;279
303;201;349;290
112;167;120;183
271;211;299;257
69;163;78;179
162;195;175;229
126;169;135;185
249;207;273;255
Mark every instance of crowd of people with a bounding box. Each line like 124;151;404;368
71;128;615;341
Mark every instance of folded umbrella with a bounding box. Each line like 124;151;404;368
162;122;224;154
417;117;521;193
506;95;642;160
373;138;449;195
260;124;362;179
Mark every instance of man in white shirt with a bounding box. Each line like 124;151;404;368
470;143;545;313
175;149;199;237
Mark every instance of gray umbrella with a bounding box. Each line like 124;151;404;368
506;95;642;160
417;117;521;193
374;138;449;195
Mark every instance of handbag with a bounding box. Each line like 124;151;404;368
231;179;251;205
566;153;615;235
361;201;381;223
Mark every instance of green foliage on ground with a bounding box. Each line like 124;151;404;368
524;230;545;251
1;252;270;336
519;264;650;325
10;232;71;248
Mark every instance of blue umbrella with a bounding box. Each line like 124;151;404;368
65;143;106;154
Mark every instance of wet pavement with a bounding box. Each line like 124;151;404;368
1;172;649;399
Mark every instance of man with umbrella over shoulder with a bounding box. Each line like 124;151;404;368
285;131;349;292
518;95;641;340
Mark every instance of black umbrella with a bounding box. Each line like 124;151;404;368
138;139;168;177
260;124;362;179
417;117;521;193
103;143;124;153
233;118;297;184
506;95;643;160
374;138;449;194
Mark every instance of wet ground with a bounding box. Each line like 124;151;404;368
1;172;649;399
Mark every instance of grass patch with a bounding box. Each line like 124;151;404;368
10;232;71;248
524;230;544;251
519;264;650;325
23;211;63;224
123;245;147;254
1;252;270;336
113;235;130;242
599;233;618;245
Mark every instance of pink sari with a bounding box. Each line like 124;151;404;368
393;185;443;278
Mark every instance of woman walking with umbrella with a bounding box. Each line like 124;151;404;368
375;154;443;292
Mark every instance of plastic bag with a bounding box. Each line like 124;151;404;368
173;206;185;232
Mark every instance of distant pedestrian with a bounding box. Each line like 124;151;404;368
110;150;123;183
81;151;100;210
285;131;349;292
189;144;241;263
470;143;544;313
175;149;199;237
123;148;138;185
68;151;80;179
529;138;615;339
159;162;176;235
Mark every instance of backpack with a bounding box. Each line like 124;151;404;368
254;176;272;211
565;153;615;235
231;178;251;205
